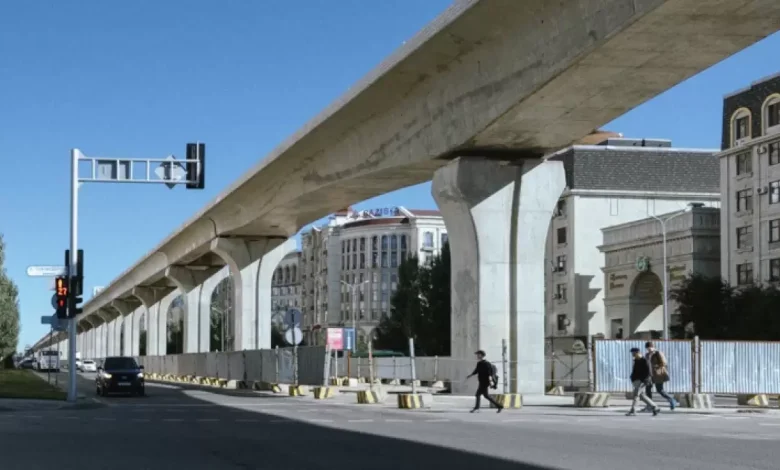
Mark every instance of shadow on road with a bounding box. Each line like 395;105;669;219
63;372;558;470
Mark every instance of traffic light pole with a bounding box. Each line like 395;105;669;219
64;145;204;403
67;148;79;403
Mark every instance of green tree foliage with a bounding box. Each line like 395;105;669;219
0;234;21;366
374;242;451;356
670;273;780;340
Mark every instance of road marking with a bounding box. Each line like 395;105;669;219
723;416;749;420
759;422;780;426
94;417;115;421
163;418;183;422
424;419;451;423
197;418;220;422
308;419;333;423
348;419;374;423
385;419;412;423
235;419;259;423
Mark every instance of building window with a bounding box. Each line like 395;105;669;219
555;284;567;301
360;237;365;251
736;152;752;175
371;252;378;268
372;236;378;250
555;255;566;272
422;231;434;248
737;262;753;285
771;181;780;204
736;189;753;212
441;232;448;247
770;258;780;282
770;219;780;243
400;235;406;250
390;235;398;250
766;96;780;130
359;253;365;269
769;142;780;166
556;227;567;244
733;110;750;144
736;225;753;249
555;199;566;217
381;252;388;268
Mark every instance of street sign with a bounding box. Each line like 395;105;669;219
343;327;356;352
41;315;54;325
284;308;302;328
326;328;344;350
284;327;303;346
155;155;187;189
27;265;67;277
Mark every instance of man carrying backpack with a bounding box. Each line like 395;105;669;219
466;350;503;413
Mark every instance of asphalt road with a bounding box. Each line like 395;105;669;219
1;373;778;470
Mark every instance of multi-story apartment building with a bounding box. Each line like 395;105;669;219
718;73;780;286
271;251;302;319
545;136;721;340
299;207;447;345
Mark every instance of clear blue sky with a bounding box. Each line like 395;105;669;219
1;1;778;350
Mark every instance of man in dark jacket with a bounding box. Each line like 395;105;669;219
627;347;659;416
466;350;503;413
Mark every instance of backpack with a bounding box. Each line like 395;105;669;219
489;362;499;387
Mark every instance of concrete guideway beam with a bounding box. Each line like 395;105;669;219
210;237;296;351
433;157;565;395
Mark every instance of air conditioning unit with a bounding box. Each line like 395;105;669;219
758;145;768;154
735;138;749;147
758;186;769;195
552;293;562;299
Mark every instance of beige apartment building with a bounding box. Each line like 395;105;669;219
719;72;780;285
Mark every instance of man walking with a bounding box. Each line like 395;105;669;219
466;350;503;413
643;341;677;411
626;347;659;416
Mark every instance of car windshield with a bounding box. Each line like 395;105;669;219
103;357;138;370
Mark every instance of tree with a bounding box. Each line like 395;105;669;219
0;234;20;367
670;273;780;340
374;242;451;356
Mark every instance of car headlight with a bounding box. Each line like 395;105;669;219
137;373;144;378
102;372;112;379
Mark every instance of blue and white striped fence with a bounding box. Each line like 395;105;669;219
594;339;693;393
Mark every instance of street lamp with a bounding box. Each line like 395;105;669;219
340;280;369;340
649;203;697;340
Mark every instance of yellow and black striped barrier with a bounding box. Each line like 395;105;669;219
546;386;564;396
673;393;713;409
574;392;610;407
313;386;336;399
737;394;770;407
288;385;307;396
356;390;381;404
397;393;426;409
490;393;522;409
253;381;282;393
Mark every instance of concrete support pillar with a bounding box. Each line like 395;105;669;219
165;266;220;353
97;310;113;358
432;157;565;395
132;287;163;356
197;267;230;352
129;307;143;356
211;237;290;350
110;300;134;357
153;290;180;355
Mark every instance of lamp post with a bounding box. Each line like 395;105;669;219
340;280;369;345
649;205;694;340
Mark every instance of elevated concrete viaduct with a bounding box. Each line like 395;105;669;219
33;0;780;394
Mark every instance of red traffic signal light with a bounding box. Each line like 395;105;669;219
55;276;68;317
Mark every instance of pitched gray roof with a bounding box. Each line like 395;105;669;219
549;145;719;193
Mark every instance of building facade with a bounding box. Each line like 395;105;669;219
599;206;720;339
300;207;447;344
544;137;721;340
271;252;302;322
718;72;780;286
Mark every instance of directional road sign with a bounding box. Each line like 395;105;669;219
284;327;303;346
27;265;67;277
343;327;356;352
41;315;54;325
284;308;302;328
155;155;187;189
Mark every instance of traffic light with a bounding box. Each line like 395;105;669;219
65;249;84;295
185;142;205;189
55;276;68;319
68;276;83;317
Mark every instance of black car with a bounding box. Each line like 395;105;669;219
96;356;145;397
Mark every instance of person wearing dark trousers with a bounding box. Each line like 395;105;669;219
467;350;503;413
642;341;677;411
626;347;660;417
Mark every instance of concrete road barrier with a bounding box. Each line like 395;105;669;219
288;385;307;396
673;393;714;409
356;390;382;404
574;392;610;407
397;393;432;409
253;381;282;393
490;393;522;409
547;386;564;396
313;386;337;399
737;394;770;407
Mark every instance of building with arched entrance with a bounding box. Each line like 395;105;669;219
599;206;720;339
